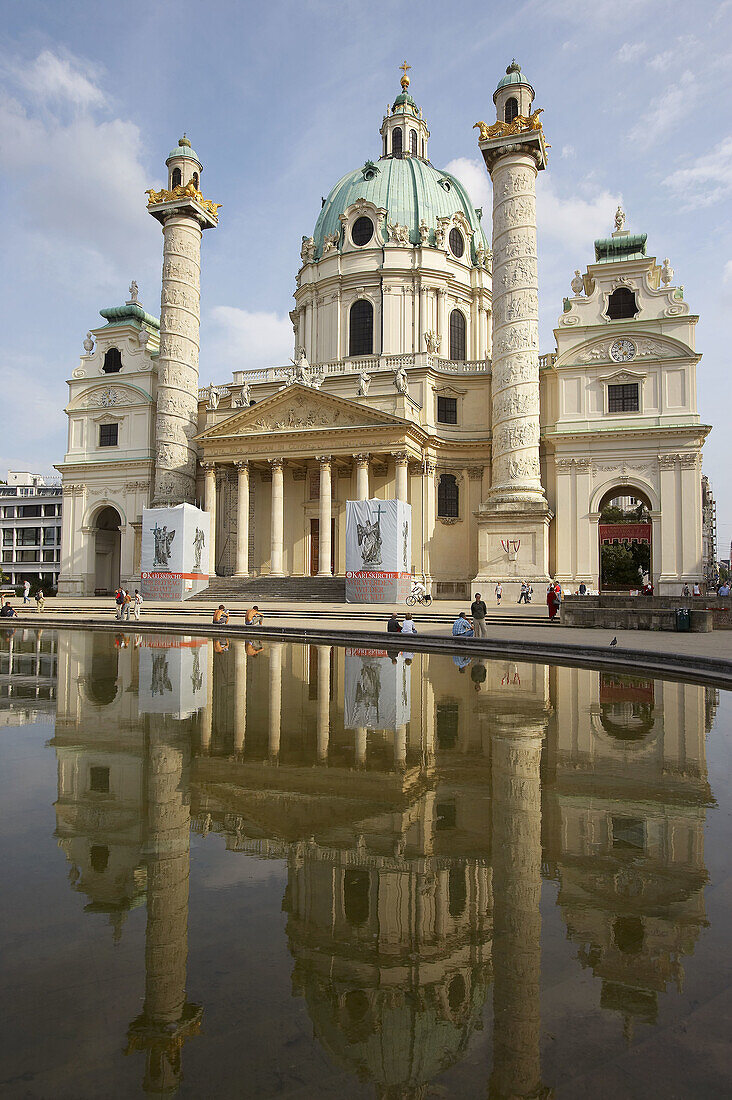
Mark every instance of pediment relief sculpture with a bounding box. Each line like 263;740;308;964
570;337;681;366
69;384;151;410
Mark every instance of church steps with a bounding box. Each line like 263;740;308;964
200;576;346;601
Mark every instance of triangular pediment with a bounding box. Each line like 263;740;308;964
196;382;411;441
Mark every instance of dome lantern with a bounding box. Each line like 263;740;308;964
380;62;430;160
492;60;535;123
165;134;203;191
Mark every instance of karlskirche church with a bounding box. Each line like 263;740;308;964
57;63;710;598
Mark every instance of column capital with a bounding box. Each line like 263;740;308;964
201;461;216;473
234;460;249;471
422;459;437;476
269;457;284;470
393;451;409;464
354;453;370;466
316;454;332;467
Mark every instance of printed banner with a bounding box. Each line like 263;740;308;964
344;650;411;730
345;499;411;603
138;635;208;718
141;504;210;601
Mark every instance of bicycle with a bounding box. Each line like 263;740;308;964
406;591;432;607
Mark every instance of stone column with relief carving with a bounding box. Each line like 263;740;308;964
474;70;552;597
147;168;219;506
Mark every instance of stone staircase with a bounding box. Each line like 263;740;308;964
199;575;346;601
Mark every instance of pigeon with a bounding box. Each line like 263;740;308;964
609;637;618;647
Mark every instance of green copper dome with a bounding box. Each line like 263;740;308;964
392;91;419;115
311;157;488;261
494;60;534;97
166;135;202;165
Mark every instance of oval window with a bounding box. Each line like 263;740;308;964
352;216;374;246
449;228;464;258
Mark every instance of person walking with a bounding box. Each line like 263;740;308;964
35;590;45;613
387;612;402;632
133;589;143;621
692;582;701;596
401;613;417;635
494;583;502;606
122;589;132;621
471;592;488;637
23;579;30;605
547;585;561;621
452;612;474;637
518;582;529;604
682;583;691;597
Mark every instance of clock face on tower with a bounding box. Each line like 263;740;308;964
610;338;636;363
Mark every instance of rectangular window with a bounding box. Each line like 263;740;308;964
3;507;15;519
89;766;110;794
18;505;41;518
2;531;12;546
43;528;55;545
17;550;40;562
437;396;458;424
608;383;639;413
99;423;118;447
42;550;55;562
1;551;11;563
43;503;58;516
17;528;40;546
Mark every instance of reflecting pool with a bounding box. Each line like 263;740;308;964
1;628;730;1098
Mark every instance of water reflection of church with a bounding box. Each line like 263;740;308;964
36;628;718;1095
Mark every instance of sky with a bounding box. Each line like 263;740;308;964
1;0;731;555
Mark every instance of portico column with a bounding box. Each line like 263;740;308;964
234;462;249;577
317;455;332;576
203;464;217;576
394;452;409;502
355;454;370;501
233;642;247;756
269;459;285;576
316;645;331;763
268;642;282;762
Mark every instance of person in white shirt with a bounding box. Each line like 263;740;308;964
494;583;502;605
692;582;701;596
401;613;417;634
23;579;30;604
133;589;143;621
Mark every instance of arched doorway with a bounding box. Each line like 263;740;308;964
94;506;121;595
598;488;652;592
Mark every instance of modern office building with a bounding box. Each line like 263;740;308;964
0;471;63;590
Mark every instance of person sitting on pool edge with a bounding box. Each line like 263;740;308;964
213;604;230;625
245;605;263;626
452;612;474;637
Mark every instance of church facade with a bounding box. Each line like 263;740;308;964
57;63;710;598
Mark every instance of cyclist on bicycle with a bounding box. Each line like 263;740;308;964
410;579;427;600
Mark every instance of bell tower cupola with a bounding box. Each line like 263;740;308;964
380;62;431;160
493;59;534;124
165;134;203;191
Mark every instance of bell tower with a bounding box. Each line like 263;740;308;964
473;63;552;596
146;137;220;506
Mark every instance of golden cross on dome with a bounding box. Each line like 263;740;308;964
399;60;411;89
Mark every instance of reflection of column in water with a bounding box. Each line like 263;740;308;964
316;645;331;762
268;643;282;761
354;726;367;767
233;641;247;755
490;720;547;1100
200;641;214;753
127;717;201;1092
394;723;407;769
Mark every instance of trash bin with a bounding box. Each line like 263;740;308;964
675;608;691;632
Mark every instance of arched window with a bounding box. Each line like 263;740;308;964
607;287;639;319
171;167;182;188
102;347;122;374
344;868;370;925
438;474;459;518
505;97;519;123
409;129;418;154
191;171;199;188
449;309;466;361
392;127;403;157
349;299;373;357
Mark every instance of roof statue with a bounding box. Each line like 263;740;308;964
614;205;626;232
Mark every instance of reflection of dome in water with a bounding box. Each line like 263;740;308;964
295;967;489;1098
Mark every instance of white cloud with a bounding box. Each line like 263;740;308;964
0;356;66;477
628;69;698;143
537;177;621;251
723;260;732;284
664;135;732;209
616;41;647;63
445;156;491;211
205;306;294;374
0;50;159;294
560;144;575;159
12;49;107;109
647;49;674;72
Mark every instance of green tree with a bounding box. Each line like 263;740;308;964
601;542;651;589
